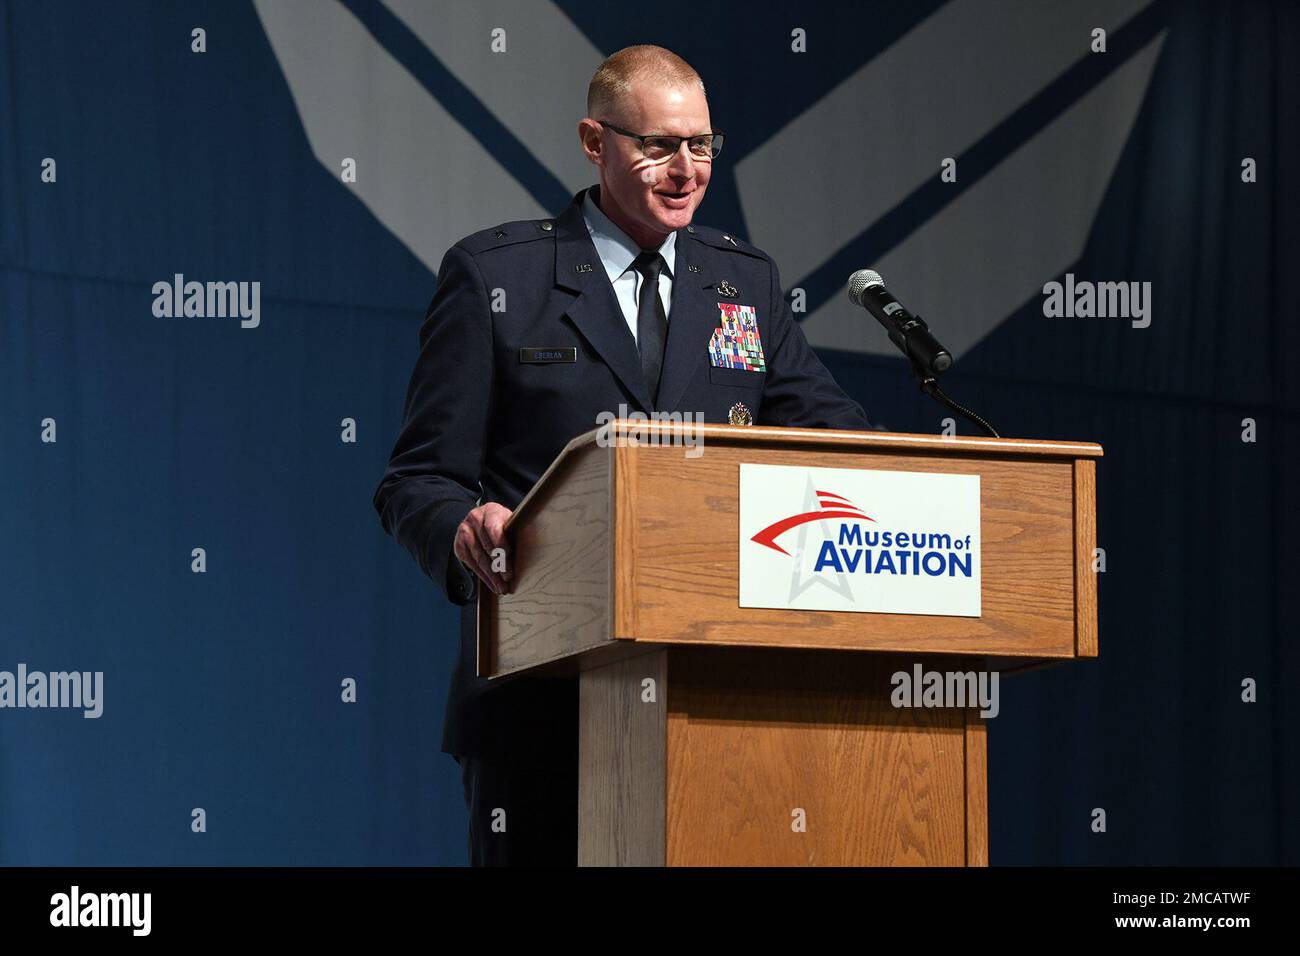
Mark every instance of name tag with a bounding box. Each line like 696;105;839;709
519;347;577;364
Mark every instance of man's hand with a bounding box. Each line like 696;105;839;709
454;502;513;596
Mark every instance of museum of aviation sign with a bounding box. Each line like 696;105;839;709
739;463;981;617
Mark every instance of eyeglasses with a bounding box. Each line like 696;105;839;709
598;120;724;161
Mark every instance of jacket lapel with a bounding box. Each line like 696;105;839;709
553;188;654;414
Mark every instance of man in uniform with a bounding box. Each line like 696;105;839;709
373;44;876;865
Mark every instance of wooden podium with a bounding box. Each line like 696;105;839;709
478;420;1102;866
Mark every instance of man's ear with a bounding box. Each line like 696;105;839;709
578;119;603;166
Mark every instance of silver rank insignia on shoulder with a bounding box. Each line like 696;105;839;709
717;279;738;298
728;402;753;426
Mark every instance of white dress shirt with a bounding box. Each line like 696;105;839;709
581;188;676;346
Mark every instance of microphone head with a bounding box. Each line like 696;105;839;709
846;268;884;306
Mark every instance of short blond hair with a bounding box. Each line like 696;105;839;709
586;45;706;122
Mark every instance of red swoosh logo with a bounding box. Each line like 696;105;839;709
751;507;876;556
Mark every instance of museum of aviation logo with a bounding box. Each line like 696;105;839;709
750;477;974;603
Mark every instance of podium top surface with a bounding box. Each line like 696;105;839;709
572;420;1104;458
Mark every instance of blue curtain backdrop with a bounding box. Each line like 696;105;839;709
1;0;1295;865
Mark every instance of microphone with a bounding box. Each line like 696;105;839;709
846;268;999;437
846;269;953;375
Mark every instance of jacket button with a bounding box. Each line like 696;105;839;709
540;221;553;231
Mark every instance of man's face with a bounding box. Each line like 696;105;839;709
587;82;713;243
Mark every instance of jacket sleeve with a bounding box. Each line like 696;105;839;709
372;243;492;605
757;255;884;431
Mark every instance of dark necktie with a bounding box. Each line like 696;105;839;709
632;250;668;403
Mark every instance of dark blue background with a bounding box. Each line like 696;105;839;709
1;0;1295;864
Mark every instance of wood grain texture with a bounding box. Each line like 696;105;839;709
487;443;615;676
964;709;988;866
633;443;1079;658
579;649;667;866
664;648;968;866
611;443;638;641
1074;459;1099;658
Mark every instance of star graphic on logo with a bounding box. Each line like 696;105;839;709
783;477;860;604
